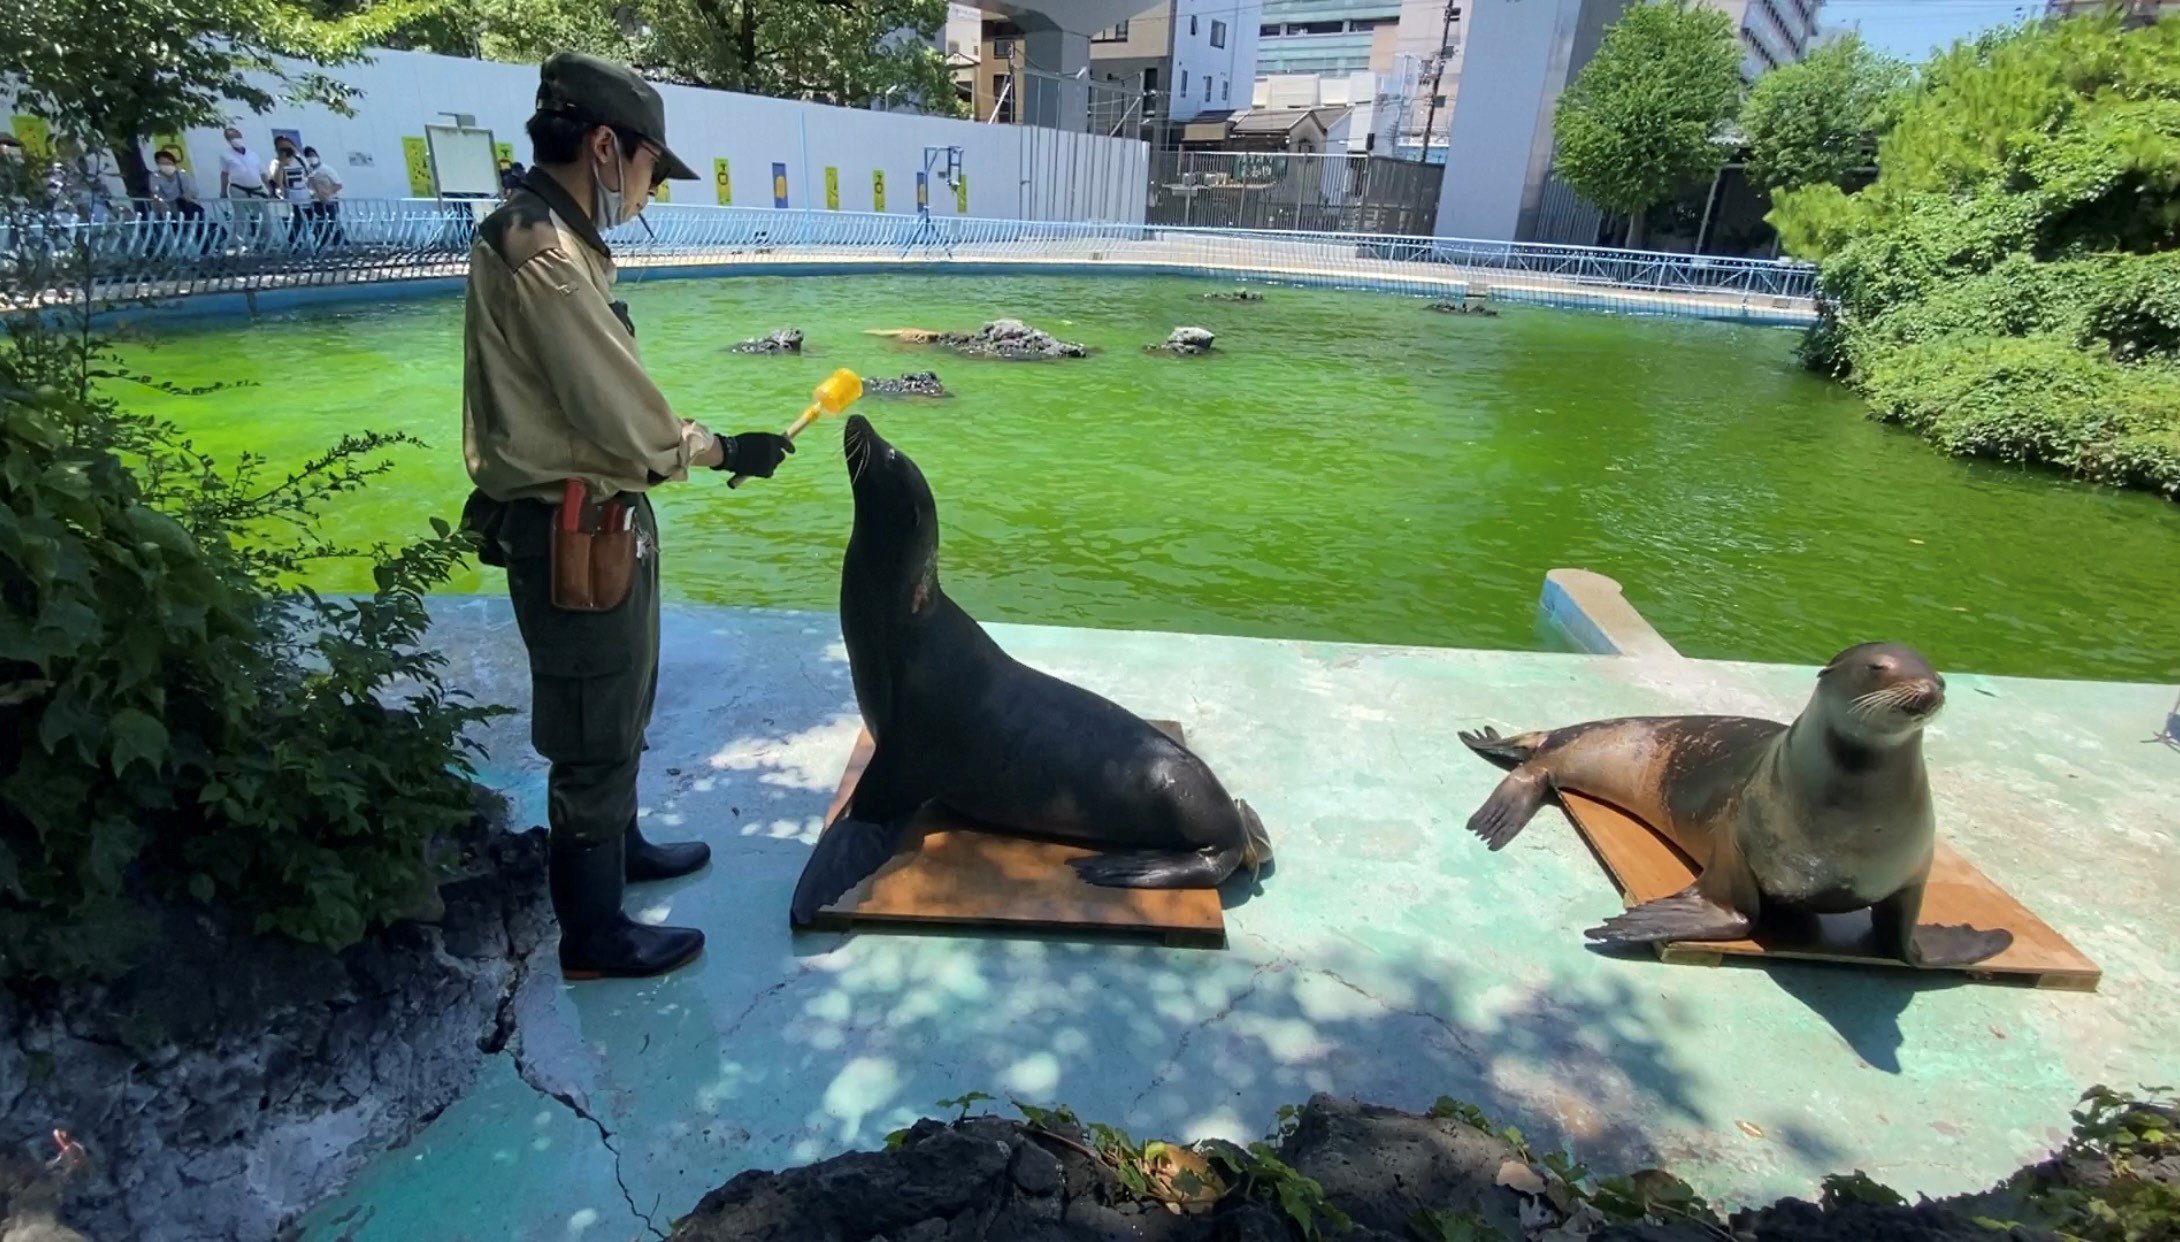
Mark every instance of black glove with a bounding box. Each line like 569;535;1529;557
713;432;796;478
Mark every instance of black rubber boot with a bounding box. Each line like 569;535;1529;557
625;818;711;883
551;836;705;980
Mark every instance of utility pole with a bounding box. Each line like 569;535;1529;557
1417;0;1458;161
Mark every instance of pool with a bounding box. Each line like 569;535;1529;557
121;272;2180;683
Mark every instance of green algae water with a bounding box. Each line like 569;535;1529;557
118;273;2180;683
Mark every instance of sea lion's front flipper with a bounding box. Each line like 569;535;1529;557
1872;883;2014;967
1070;845;1235;889
790;816;910;927
1583;885;1752;945
1464;765;1554;851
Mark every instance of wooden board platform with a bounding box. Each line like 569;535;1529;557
802;722;1226;949
1558;792;2100;991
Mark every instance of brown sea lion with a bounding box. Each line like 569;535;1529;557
1457;643;2013;968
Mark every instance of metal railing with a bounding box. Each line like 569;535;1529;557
3;196;1818;321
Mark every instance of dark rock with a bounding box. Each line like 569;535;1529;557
673;1125;1014;1240
1012;1139;1064;1197
1199;290;1263;302
864;371;952;398
1276;1093;1529;1239
1427;299;1500;317
898;320;1087;360
731;327;805;354
1147;326;1216;356
0;800;551;1242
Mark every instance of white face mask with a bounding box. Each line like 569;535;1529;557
228;138;245;152
156;163;176;174
305;156;320;169
592;146;634;227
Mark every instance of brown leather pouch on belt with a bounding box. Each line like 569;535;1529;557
549;480;636;612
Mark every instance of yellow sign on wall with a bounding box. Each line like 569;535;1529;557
10;116;52;161
954;173;968;214
653;180;671;203
872;170;886;212
714;158;732;205
494;141;513;166
400;136;434;197
151;133;192;172
824;166;840;210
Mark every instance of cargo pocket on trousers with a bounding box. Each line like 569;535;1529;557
528;671;636;765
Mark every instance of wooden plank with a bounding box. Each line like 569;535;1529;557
1557;792;2100;991
804;722;1226;949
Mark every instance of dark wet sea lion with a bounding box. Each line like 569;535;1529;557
1457;643;2012;968
788;416;1271;925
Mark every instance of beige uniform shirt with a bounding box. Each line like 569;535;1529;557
462;174;715;503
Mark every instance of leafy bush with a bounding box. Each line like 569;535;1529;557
1768;15;2180;499
1;276;500;981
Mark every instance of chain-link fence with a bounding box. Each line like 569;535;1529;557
1146;151;1442;237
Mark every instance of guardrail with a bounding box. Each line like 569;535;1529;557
3;196;1818;321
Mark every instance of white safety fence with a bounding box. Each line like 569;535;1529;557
2;198;1818;323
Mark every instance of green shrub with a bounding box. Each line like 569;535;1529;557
1;296;501;981
1858;333;2180;495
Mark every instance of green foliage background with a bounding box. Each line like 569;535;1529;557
0;236;502;982
1770;15;2180;497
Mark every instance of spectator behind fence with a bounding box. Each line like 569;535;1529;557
219;127;271;247
149;146;210;255
303;146;345;246
271;137;312;246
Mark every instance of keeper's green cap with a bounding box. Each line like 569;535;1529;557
536;51;698;181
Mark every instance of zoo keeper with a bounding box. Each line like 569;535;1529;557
459;52;796;981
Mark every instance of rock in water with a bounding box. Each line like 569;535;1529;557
1148;326;1217;356
1200;289;1263;302
1427;300;1499;317
864;371;952;399
966;319;1087;360
730;328;805;354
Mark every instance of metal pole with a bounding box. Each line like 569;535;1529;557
1419;0;1458;162
1693;163;1725;255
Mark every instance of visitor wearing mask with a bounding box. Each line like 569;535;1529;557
147;146;206;255
218;127;270;247
270;138;312;245
302;145;344;246
458;53;795;982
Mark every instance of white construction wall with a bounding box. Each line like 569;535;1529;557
20;47;1149;223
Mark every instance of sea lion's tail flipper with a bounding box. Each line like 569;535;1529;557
1458;726;1546;772
1465;765;1554;851
1583;886;1751;946
789;817;907;927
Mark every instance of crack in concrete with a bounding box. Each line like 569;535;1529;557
1127;958;1289;1114
1297;965;1482;1060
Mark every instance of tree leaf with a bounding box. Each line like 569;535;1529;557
108;707;170;777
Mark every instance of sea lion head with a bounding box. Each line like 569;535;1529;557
1814;642;1946;744
843;414;939;611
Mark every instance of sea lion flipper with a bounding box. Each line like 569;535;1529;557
789;816;909;927
1583;885;1751;946
1873;883;2013;966
1466;766;1554;851
1070;846;1231;889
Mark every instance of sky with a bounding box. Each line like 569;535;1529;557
1820;0;2043;61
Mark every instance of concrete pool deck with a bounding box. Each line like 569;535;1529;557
303;600;2179;1240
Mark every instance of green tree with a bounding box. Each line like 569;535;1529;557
1739;32;1912;193
642;0;962;113
1770;15;2180;496
0;0;431;200
1551;0;1744;245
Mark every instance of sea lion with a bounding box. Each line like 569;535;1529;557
788;415;1271;925
1457;643;2013;968
863;319;1088;359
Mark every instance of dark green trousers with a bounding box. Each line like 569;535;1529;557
502;495;660;851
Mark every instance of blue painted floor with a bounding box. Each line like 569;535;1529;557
301;600;2180;1240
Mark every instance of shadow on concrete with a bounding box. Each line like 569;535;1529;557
1766;963;1968;1077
